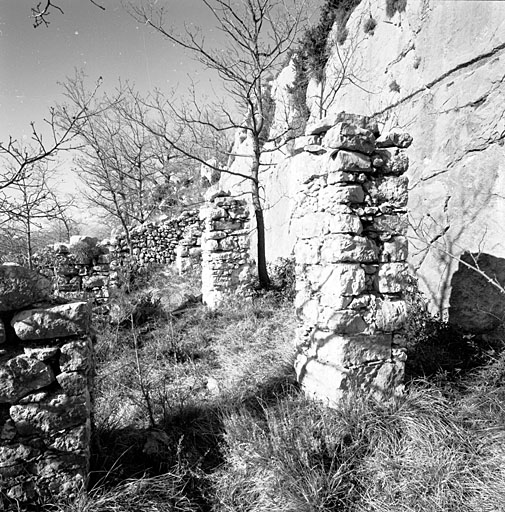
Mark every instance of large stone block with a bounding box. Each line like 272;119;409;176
318;264;367;301
321;235;378;263
0;265;51;312
305;112;379;136
323;123;376;154
295;239;320;264
0;356;54;403
12;302;91;341
319;309;367;333
376;263;410;294
311;332;393;366
374;299;408;332
318;185;365;209
10;393;89;437
329;150;372;173
327;214;363;235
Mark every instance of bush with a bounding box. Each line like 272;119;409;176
385;0;407;17
363;16;377;34
267;257;296;302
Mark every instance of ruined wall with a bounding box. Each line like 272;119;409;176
201;191;255;309
219;0;505;322
0;264;93;507
309;0;505;316
35;210;203;303
292;118;410;404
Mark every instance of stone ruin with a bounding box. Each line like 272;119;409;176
200;190;255;309
0;264;93;507
0;113;412;506
292;116;411;404
34;210;203;304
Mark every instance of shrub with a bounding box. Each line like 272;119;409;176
389;79;401;92
363;16;377;34
386;0;407;17
267;257;296;302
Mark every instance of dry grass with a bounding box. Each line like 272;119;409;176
49;264;505;512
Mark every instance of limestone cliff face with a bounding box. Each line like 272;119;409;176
315;0;505;315
217;0;505;322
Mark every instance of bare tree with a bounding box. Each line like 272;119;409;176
130;0;309;289
0;80;102;192
31;0;105;28
0;163;71;268
57;75;191;253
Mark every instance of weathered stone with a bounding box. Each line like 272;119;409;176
12;302;91;340
0;265;51;312
305;112;379;136
0;319;5;344
82;276;105;289
317;264;367;301
318;184;365;209
320;235;378;263
327;213;363;234
366;176;408;208
56;372;88;396
60;338;93;372
376;263;410;294
375;299;409;331
322;122;376;154
376;130;413;149
321;310;367;333
375;149;409;175
0;356;54;403
329;150;372;173
0;444;38;478
23;347;59;361
373;214;408;236
311;332;392;366
380;236;408;262
10;393;89;436
48;423;90;452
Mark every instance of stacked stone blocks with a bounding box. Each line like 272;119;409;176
293;115;411;405
0;264;93;507
201;191;255;309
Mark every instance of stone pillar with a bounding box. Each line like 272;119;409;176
293;119;411;405
0;264;93;507
201;190;254;309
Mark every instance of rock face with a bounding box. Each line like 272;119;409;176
0;267;94;508
218;0;505;326
293;117;410;405
308;0;505;317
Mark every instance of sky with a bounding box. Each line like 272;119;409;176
0;0;220;142
0;0;229;231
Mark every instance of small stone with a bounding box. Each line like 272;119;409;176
0;318;5;344
23;347;59;361
321;310;368;333
376;263;410;293
56;372;88;396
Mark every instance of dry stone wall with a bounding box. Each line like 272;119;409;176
0;264;93;507
292;116;411;405
35;210;203;304
201;191;255;309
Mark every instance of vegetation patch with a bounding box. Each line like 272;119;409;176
386;0;407;18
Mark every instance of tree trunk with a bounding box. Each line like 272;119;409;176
251;168;270;290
